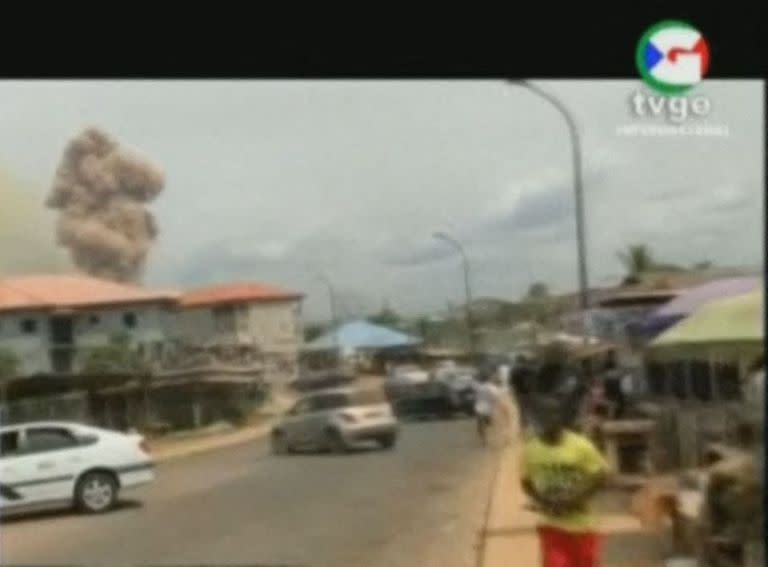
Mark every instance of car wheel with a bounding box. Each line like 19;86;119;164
271;431;290;455
75;471;118;514
325;429;348;454
378;435;397;450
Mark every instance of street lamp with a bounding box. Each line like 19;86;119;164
507;80;591;347
433;232;476;357
314;273;340;358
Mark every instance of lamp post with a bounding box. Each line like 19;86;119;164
507;80;591;347
433;232;476;357
315;273;340;361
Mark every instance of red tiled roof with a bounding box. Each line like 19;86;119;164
0;275;179;313
179;282;303;308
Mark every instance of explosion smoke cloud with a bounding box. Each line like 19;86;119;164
46;128;165;282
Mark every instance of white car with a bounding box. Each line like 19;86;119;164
388;364;431;385
0;421;155;515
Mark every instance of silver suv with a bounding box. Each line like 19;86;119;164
271;388;398;454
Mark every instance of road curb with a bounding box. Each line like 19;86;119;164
475;447;505;567
151;422;274;463
478;438;541;567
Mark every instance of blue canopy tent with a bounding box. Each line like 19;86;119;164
304;320;422;354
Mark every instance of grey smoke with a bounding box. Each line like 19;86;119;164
46;128;165;282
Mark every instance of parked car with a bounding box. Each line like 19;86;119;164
271;388;398;454
384;364;474;420
433;365;477;415
0;421;155;515
387;364;431;385
291;369;356;392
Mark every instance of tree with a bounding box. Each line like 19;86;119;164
81;334;153;428
0;348;19;380
81;334;148;375
617;244;656;281
527;282;550;299
303;323;326;343
693;260;714;270
414;316;431;340
368;302;401;328
523;281;556;331
0;348;19;406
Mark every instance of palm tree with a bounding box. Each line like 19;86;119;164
618;244;655;276
617;244;657;285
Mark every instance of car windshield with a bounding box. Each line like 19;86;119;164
348;389;387;406
312;393;350;410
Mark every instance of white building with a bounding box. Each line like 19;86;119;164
0;275;178;376
0;276;304;380
173;283;304;380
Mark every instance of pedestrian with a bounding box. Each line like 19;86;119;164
521;396;610;567
511;361;534;431
473;374;511;446
497;361;512;392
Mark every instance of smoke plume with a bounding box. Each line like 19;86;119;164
46;128;165;283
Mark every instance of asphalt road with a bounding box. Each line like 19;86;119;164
1;419;499;567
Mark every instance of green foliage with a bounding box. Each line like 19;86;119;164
367;302;401;328
617;244;656;278
523;282;556;328
693;260;714;270
0;348;19;380
618;244;709;285
303;323;326;342
80;334;148;375
527;282;550;299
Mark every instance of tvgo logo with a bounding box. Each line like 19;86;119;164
617;20;726;136
636;20;710;95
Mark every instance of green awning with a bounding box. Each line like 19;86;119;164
647;289;764;360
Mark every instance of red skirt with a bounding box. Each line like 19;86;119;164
537;526;601;567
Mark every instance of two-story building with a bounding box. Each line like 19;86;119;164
0;275;305;429
0;274;178;376
175;282;304;382
0;276;305;381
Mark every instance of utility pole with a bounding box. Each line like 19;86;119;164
434;232;476;358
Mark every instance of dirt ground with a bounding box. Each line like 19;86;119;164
596;490;671;567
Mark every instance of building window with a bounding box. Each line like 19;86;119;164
20;319;37;334
235;307;250;333
123;312;137;329
279;312;291;335
213;305;236;333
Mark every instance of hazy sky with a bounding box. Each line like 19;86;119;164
0;80;763;321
